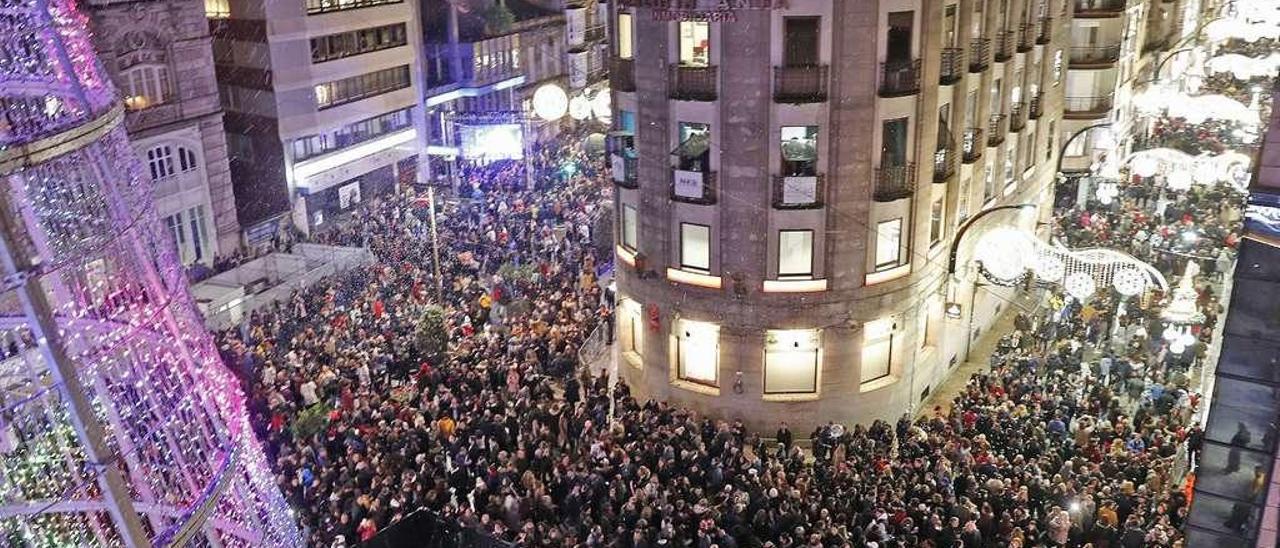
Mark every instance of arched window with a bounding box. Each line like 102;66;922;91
121;65;171;110
147;145;174;180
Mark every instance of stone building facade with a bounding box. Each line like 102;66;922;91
86;0;240;264
607;0;1071;432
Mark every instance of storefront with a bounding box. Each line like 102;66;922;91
301;164;395;229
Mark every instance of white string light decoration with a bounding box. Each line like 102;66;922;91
974;230;1168;302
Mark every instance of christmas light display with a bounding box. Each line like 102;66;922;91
973;230;1168;301
0;0;300;546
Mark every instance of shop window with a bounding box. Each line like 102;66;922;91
677;319;718;385
778;229;814;278
764;329;819;394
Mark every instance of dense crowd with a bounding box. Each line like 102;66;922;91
214;129;1241;547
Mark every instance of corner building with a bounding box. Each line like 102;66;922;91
609;0;1071;432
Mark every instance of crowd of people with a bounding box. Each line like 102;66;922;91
211;127;1242;547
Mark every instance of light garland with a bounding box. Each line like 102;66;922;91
972;230;1167;302
1112;268;1147;297
0;1;300;546
1064;272;1097;301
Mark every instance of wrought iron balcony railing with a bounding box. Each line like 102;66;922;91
1018;23;1034;52
1037;17;1054;44
670;169;717;204
772;175;825;209
933;146;956;183
669;65;718;101
1029;92;1044;119
1009;102;1027;133
962;127;985;163
969;38;991;72
773;65;829;104
940;48;964;85
987;114;1007;146
611;153;638;188
995;30;1015;62
873;164;916;202
1069;45;1121;67
1063;95;1114;119
611;57;635;92
879;59;921;97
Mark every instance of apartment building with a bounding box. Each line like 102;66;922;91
607;0;1071;432
86;0;240;266
209;0;425;237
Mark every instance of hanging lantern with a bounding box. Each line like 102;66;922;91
591;89;612;119
975;228;1032;283
532;84;569;122
568;95;592;120
1112;268;1147;296
1064;272;1096;301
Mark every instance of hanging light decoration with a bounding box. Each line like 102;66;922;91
1064;272;1097;301
1167;170;1193;191
591;89;612;120
1096;181;1120;205
975;228;1032;284
1032;253;1066;283
1112;268;1147;296
532;83;569;121
568;95;592;120
1132;155;1161;178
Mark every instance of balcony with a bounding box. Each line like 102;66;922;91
1018;23;1035;52
1029;92;1044;119
670;169;717;204
584;24;606;43
962;128;985;163
873;164;916;202
1074;0;1125;17
611;57;635;92
994;30;1015;62
933;147;956;183
987;114;1007;146
940;48;964;85
772;175;825;209
611;153;638;188
879;59;921;97
1037;17;1054;44
1069;45;1121;67
1009;102;1027;133
773;65;829;104
669;65;718;101
1064;95;1114;119
969;38;991;72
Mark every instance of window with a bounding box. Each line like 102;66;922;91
305;0;401;15
620;299;643;358
764;329;819;394
205;0;229;18
930;196;944;247
675;122;710;172
311;24;408;63
147;146;174;180
178;147;198;173
783;17;820;66
919;296;940;349
778;230;814;278
958;177;971;223
678;21;710;66
676;319;718;385
163;205;212;265
881;117;909;167
780;126;818;176
618;12;634;58
121;65;170;110
861;318;895;384
874;218;902;270
984;159;997;201
1052;49;1063;85
1047;120;1057;160
1004;143;1016;183
886;11;914;63
291;107;414;161
314;65;412;110
680;223;711;272
621;205;638;250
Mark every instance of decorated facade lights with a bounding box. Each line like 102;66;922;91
1135;89;1260;126
974;230;1169;302
1125;148;1254;190
1162;261;1207;326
